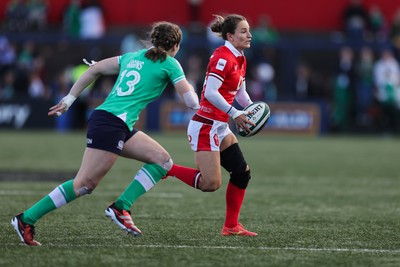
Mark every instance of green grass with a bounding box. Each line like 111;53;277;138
1;131;400;267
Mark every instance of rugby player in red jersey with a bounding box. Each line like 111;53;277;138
171;14;258;236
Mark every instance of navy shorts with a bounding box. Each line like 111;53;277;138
86;110;138;155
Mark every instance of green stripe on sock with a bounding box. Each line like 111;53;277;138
62;179;77;202
142;167;157;185
58;185;67;199
143;163;167;183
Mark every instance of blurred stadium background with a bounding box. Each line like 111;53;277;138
1;0;400;135
1;1;400;266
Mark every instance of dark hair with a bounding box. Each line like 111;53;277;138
210;14;247;40
145;22;182;62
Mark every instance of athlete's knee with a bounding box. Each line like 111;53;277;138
161;158;173;171
230;164;251;189
151;151;172;170
74;181;95;197
199;181;221;192
198;174;221;192
76;186;93;196
220;143;251;189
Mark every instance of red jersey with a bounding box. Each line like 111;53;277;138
197;43;247;122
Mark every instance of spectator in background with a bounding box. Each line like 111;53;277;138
63;0;82;37
17;41;35;71
70;62;90;128
331;46;356;132
120;33;143;55
51;68;75;132
28;69;47;99
12;41;36;96
0;36;16;73
32;52;46;82
0;68;16;100
246;64;264;102
389;8;400;56
187;0;203;24
184;54;203;98
247;61;277;102
0;37;16;99
342;0;370;41
355;46;375;127
252;14;279;45
80;0;105;39
294;62;322;101
373;48;400;133
86;76;113;119
27;0;48;31
257;62;277;101
27;53;48;99
5;0;30;32
368;5;387;42
373;48;400;104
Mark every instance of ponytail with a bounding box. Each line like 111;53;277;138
145;22;182;62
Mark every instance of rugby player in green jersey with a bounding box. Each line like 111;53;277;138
11;21;202;245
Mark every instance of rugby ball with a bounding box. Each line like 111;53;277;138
237;101;271;137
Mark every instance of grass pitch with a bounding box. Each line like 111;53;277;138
0;131;399;267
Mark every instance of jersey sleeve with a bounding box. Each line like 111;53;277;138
118;52;134;67
207;54;232;83
168;58;186;85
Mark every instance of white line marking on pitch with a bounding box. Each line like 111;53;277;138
8;243;396;254
128;245;400;254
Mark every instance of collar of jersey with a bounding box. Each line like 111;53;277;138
224;41;244;57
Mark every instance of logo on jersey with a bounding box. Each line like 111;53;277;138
87;138;93;144
200;106;213;113
216;58;227;71
127;60;144;70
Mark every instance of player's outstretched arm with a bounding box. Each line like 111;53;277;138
48;57;120;117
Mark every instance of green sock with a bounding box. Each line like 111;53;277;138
22;179;77;225
114;163;167;210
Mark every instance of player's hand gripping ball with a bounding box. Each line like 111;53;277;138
238;101;271;137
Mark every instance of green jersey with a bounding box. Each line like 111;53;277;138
96;49;185;130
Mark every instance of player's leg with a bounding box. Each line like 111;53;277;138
166;164;201;188
219;133;257;236
194;151;222;191
121;129;201;192
161;118;202;187
183;117;227;191
106;131;173;235
115;131;172;208
12;148;118;245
